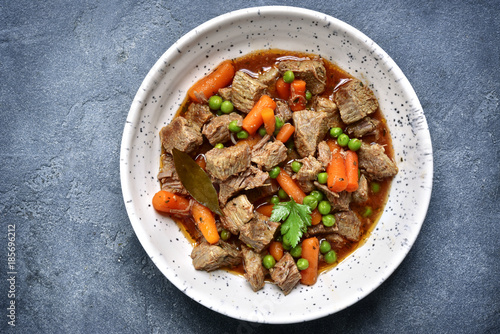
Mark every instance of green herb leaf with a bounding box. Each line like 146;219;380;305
172;148;223;216
270;199;312;248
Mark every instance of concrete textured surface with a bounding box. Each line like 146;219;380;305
0;0;499;333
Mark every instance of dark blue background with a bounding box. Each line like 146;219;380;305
1;1;499;333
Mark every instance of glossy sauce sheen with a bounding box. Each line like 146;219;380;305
166;49;395;276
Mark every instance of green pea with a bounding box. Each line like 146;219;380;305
262;254;276;269
309;190;324;202
317;172;328;184
322;214;336;227
275;117;284;131
290;246;302;258
362;206;373;217
282;235;292;250
319;240;331;254
278;188;289;200
208;95;222;110
214;143;224;149
348;138;362;151
324;250;337;264
337;133;350;147
303;195;318;210
296;258;309;270
283;70;295;83
318;201;331;215
237;130;249;139
269;195;280;205
268;166;281;179
258;127;267;137
220;100;234;114
305;90;312;101
329;127;343;138
220;229;230;241
228;120;242;133
291;161;303;173
371;182;381;193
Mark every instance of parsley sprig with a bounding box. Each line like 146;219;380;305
270;199;312;248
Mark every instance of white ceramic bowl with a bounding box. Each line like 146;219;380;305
120;6;433;324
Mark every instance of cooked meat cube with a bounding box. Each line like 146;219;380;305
231;71;267;113
325;233;347;250
221;195;254;235
297;179;316;193
275;100;293;122
241;245;266;292
277;60;326;94
352;174;369;203
269;252;301;295
304;223;339;238
314;182;352;212
346;117;380;138
239;212;280;253
184;103;213;130
218;87;232;101
258;67;280;86
205;143;251;181
316;141;331;168
251;133;271;152
245;179;280;203
358;142;398;181
191;241;242;272
251;140;288;170
160;117;203;154
294;156;323;182
334;79;379;124
312;96;342;128
157;153;189;195
202;113;243;146
218;166;271;204
335;210;362;242
293;110;329;157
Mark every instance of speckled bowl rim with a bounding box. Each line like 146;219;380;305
120;6;433;324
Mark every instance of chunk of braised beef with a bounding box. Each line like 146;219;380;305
191;240;242;272
352;174;369;203
269;252;301;295
275;100;293;123
334;79;379;124
184;103;213;130
313;182;352;212
239;212;280;253
304;223;339;238
231;71;267;113
293;110;329;157
245;180;280;203
241;245;266;292
205;143;251;181
160;117;203;154
325;233;347;250
335;210;362;242
316;141;331;169
277;60;326;94
157;153;189;195
294;156;323;182
220;194;254;235
202;113;243;146
358;142;398;181
218;166;271;205
297;179;316;193
257;67;280;86
345;117;380;138
251;140;288;171
218;87;232;101
312;96;342;128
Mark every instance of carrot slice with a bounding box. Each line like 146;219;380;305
275;123;295;143
289;79;307;111
261;107;276;135
194;154;206;171
152;190;190;213
256;204;274;217
191;202;219;244
345;150;359;192
275;168;306;204
269;241;284;261
188;60;235;103
242;95;276;135
326;140;348;193
276;77;290;100
311;209;323;226
300;237;319;285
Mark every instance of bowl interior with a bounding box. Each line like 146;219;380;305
120;6;433;324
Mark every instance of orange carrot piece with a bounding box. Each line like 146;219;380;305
235;133;263;148
325;140;348;193
276;77;290;100
289;80;307;111
275;123;295;143
300;237;319;285
191;202;219;244
188;60;235;103
345;150;359;192
261;107;276;135
275;168;306;204
152;190;190;213
311;209;323;226
256;204;274;217
242;95;276;135
195;154;206;171
269;241;284;261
